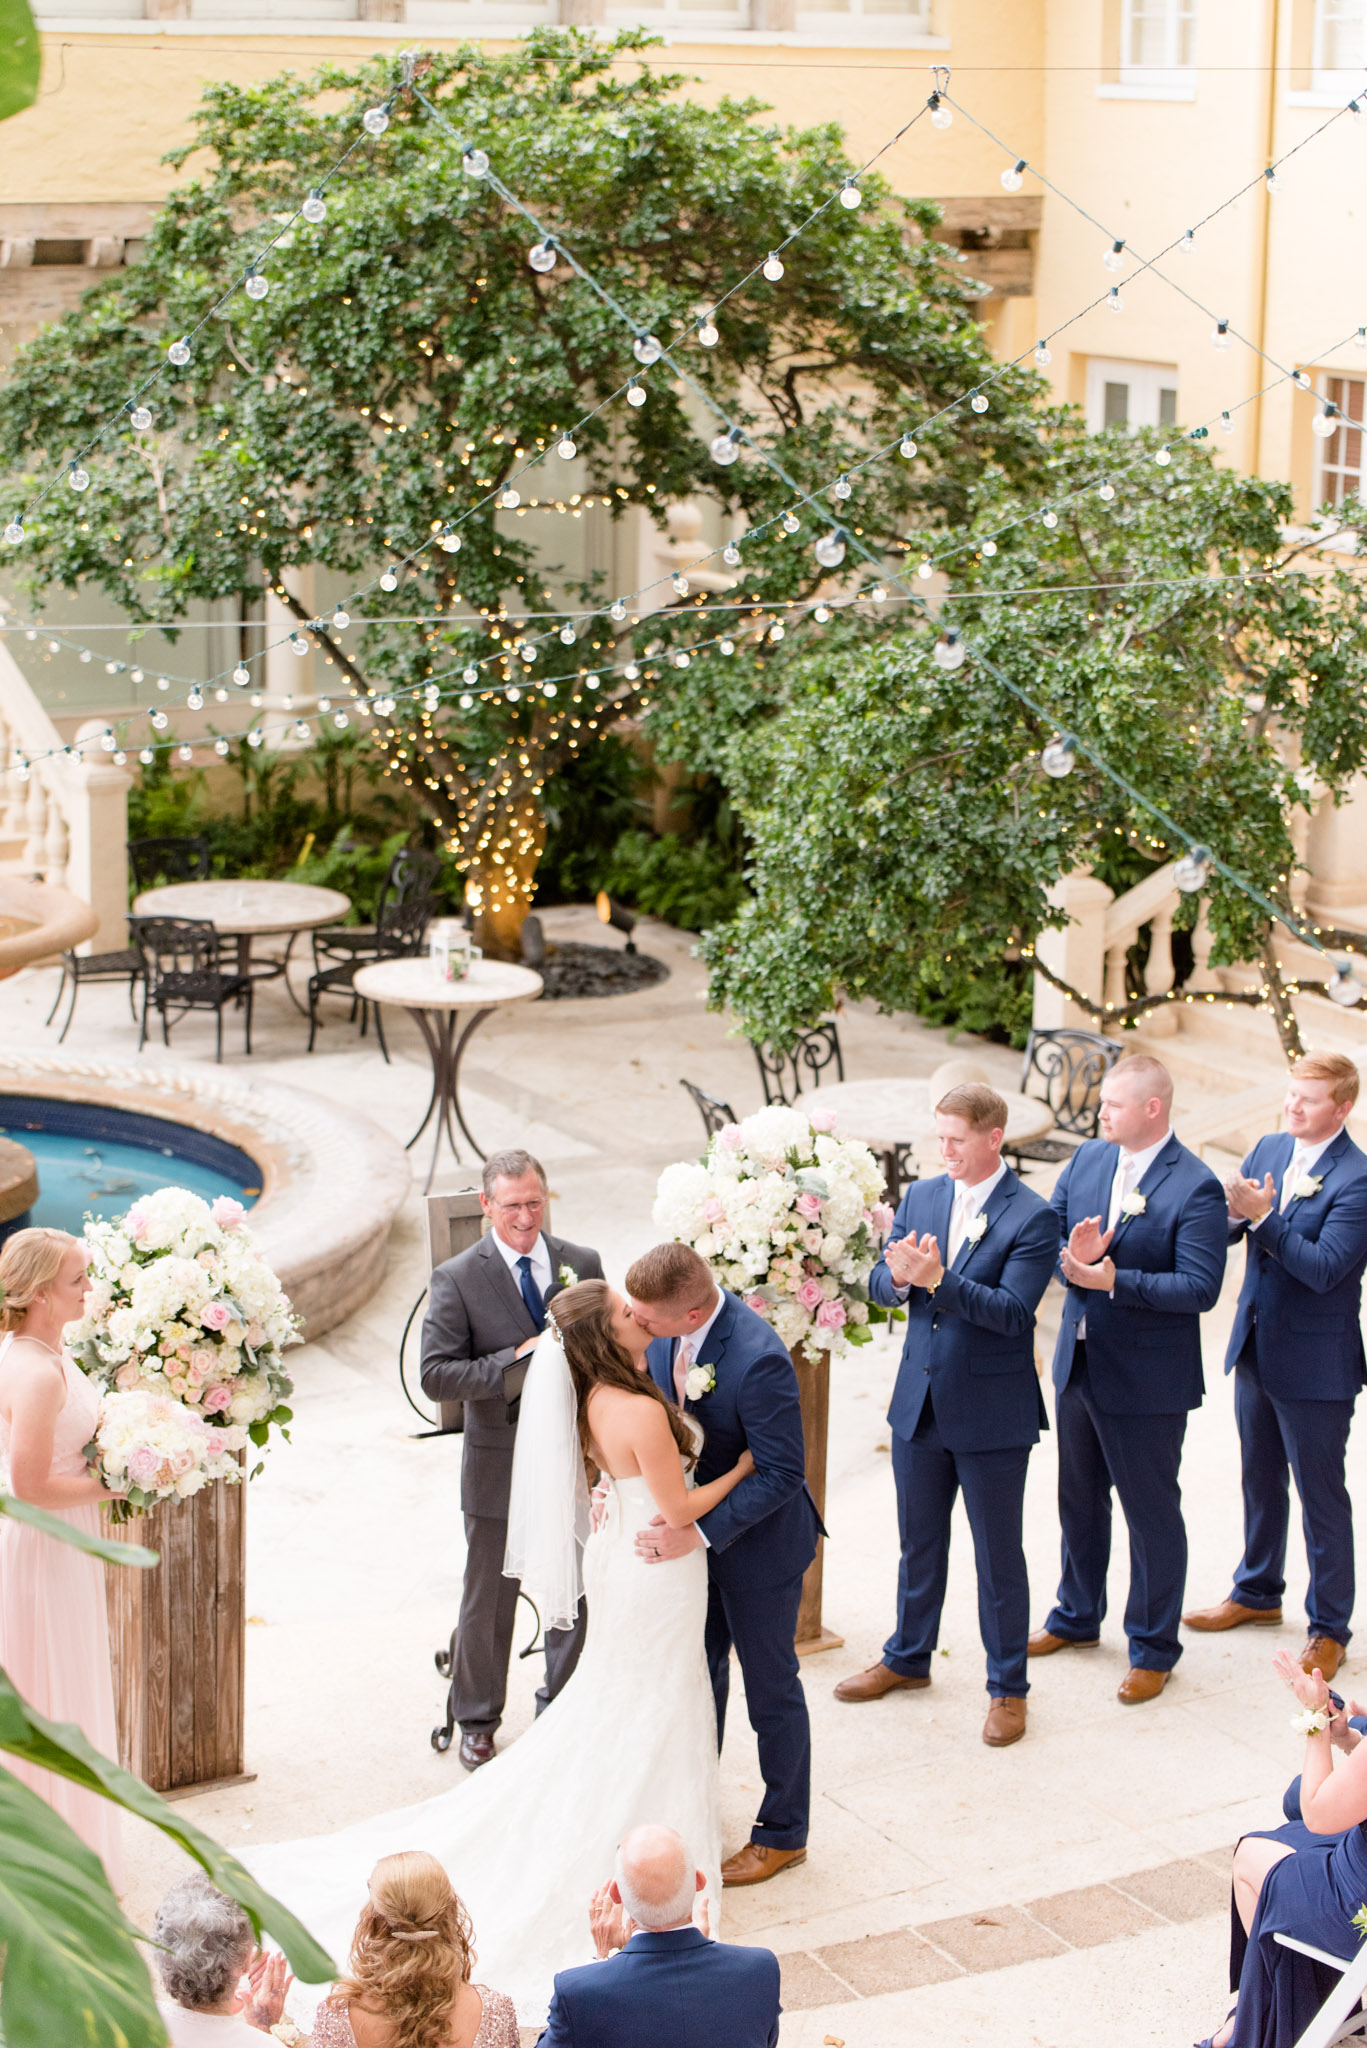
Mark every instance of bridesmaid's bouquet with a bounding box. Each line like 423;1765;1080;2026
653;1104;894;1359
72;1187;299;1511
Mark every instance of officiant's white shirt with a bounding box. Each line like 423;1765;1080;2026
491;1226;553;1295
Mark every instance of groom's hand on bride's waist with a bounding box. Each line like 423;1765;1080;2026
636;1513;703;1563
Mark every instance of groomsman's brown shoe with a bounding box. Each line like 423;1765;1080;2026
1028;1629;1100;1656
721;1843;807;1888
833;1662;930;1702
982;1697;1027;1747
1117;1667;1169;1705
1182;1599;1283;1632
1301;1636;1346;1680
458;1731;495;1771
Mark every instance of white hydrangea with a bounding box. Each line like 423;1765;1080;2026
737;1105;812;1169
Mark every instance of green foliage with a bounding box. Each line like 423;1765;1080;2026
603;827;746;933
536;734;645;903
0;0;38;125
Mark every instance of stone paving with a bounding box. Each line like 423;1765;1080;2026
0;901;1351;2046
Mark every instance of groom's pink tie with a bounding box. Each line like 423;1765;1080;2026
673;1338;693;1407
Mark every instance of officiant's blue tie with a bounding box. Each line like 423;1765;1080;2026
516;1254;546;1330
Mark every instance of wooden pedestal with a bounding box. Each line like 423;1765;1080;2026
791;1342;843;1656
103;1478;249;1795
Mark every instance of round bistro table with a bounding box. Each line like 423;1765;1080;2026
352;955;544;1190
794;1077;1057;1195
132;879;352;1012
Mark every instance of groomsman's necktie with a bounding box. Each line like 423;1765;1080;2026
1280;1148;1308;1212
946;1188;978;1266
516;1254;546;1330
1107;1154;1139;1232
673;1338;693;1408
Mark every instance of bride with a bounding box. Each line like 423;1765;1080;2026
248;1280;752;2025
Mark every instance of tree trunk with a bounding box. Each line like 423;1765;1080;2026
466;798;546;961
1261;936;1305;1063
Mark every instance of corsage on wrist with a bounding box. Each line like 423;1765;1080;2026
1292;1705;1333;1736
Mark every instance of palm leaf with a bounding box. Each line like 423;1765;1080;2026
0;1492;158;1569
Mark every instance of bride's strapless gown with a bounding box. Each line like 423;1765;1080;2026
248;1459;722;2025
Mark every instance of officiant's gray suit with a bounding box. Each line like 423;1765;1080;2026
420;1228;602;1739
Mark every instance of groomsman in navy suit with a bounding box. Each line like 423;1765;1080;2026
627;1242;821;1887
1185;1053;1367;1679
835;1082;1060;1747
1028;1054;1227;1702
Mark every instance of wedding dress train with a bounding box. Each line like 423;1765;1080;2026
248;1452;722;2026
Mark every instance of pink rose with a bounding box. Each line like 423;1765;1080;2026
871;1203;896;1237
717;1123;744;1149
201;1385;232;1415
816;1299;847;1329
200;1301;231;1332
796;1278;825;1311
702;1198;726;1223
114;1363;139;1391
169;1376;189;1397
169;1446;195;1478
745;1292;768;1312
809;1107;838;1131
211;1196;246;1231
804;1229;824;1254
185;1386;202;1404
189;1349;216;1379
126;1447;163;1490
196;1249;218;1269
126;1203;148;1243
795;1192;823;1219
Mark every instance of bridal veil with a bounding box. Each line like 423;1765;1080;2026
502;1322;590;1631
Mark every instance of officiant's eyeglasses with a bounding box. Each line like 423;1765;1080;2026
490;1195;546;1217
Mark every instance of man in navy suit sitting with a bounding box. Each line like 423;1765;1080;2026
1028;1054;1227;1704
538;1824;781;2047
1185;1052;1367;1680
834;1082;1060;1747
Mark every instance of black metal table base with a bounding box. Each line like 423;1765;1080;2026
404;1004;495;1191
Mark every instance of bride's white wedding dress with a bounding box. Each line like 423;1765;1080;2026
248;1418;721;2027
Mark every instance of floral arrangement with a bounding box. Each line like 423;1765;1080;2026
72;1187;299;1515
653;1104;894;1358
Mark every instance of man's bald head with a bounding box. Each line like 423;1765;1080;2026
613;1825;703;1930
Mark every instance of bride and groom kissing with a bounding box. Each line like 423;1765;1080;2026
248;1149;822;2025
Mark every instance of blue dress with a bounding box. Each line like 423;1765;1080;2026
1227;1807;1367;2046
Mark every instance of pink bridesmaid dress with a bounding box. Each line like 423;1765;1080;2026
0;1335;123;1888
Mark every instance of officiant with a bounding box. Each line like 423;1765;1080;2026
420;1149;604;1773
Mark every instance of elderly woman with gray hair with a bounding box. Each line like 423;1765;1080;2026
154;1875;292;2046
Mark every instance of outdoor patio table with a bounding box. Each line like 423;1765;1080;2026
132;878;352;1008
351;955;543;1191
793;1076;1057;1197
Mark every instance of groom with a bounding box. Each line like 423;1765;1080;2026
627;1241;821;1888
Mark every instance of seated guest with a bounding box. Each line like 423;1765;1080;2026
1198;1652;1367;2048
311;1851;517;2048
154;1875;292;2044
539;1824;780;2047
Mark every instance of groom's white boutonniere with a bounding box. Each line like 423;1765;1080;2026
965;1214;988;1247
685;1362;717;1401
558;1263;579;1287
1291;1174;1324;1202
1120;1192;1147;1219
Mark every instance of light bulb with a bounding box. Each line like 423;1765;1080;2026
506;685;521;701
1042;509;1059;528
710;430;741;466
1098;478;1116;501
1293;369;1312;391
542;681;557;697
723;542;741;567
214;737;230;757
294;720;311;741
834;474;852;499
917;559;934;579
463;147;489;177
114;749;127;766
981;539;997;557
1001;159;1025;192
1106;287;1124;314
1264;166;1283;195
839;179;862;209
131;669;143;683
1356;327;1367;353
672;573;689;595
247;727;264;749
623;662;640;681
520;644;536;663
528;240;557;274
100;728;116;751
302;191;326;225
1034;341;1052;367
178;745;193;763
232;663;250;687
1218;411;1235;434
870;585;886;602
363;105;390;135
1173;846;1212;893
459;692;474;710
1313;407;1339;439
462;666;479;684
675;649;693;665
1178;229;1194;256
156;676;169;691
698;319;719;347
815;530;846;568
168;339;191;366
139;747;154;765
762;252;784;282
319;696;333;713
1103;239;1125;272
720;637;736;654
559;624;577;645
215;686;229;701
633;334;661;365
929;94;953;129
556;436;576;459
500;488;520;509
813;605;831;624
933;631;965;670
244;271;269;300
68;465;90;492
1155;447;1171;466
151;710;168;729
1211;320;1232;350
333;711;349;729
1040;735;1076;778
970;390;989;413
290;636;308;657
380;568;398;590
899;435;918;458
333;607;350;630
782;512;800;535
609;600;627;622
130;405;153;431
187;688;204;710
626;383;646;407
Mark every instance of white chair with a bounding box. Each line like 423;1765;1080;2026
1280;1930;1367;2047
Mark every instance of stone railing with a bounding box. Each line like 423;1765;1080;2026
1033;864;1222;1034
0;639;130;954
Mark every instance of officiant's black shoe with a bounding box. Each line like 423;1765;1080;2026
721;1843;807;1888
458;1731;496;1771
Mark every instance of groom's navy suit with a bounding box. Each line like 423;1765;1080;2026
1223;1125;1367;1644
539;1927;781;2047
869;1166;1059;1697
1045;1133;1226;1670
648;1290;820;1851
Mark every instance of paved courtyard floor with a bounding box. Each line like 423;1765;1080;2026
0;902;1345;2046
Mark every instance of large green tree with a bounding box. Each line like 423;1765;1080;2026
0;32;1046;953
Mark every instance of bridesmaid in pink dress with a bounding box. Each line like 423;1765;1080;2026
0;1225;124;1888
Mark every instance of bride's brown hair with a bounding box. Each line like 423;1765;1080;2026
327;1851;475;2048
552;1279;697;1475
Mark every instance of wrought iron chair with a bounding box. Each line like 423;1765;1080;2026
310;846;444;967
751;1021;845;1107
130;915;253;1062
680;1079;737;1141
45;926;145;1044
1005;1027;1126;1168
127;835;211;893
307;891;438;1059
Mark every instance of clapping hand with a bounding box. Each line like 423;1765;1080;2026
1226;1171;1275;1224
884;1232;944;1292
590;1882;635;1958
1274;1647;1333;1718
243;1948;292;2032
1068;1216;1113;1267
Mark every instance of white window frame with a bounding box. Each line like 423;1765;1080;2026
1084;358;1180;436
794;0;933;39
605;0;748;29
1119;0;1196;80
1316;371;1367;509
1312;0;1366;89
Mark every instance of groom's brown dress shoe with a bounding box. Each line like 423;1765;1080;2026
1117;1667;1168;1705
982;1697;1026;1747
1182;1599;1282;1631
1027;1629;1100;1656
721;1843;807;1888
458;1731;495;1771
833;1662;930;1702
1301;1636;1346;1680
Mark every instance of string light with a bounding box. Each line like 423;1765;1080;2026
838;179;862;209
129;404;153;431
1106;287;1123;314
1033;341;1052;366
1211;319;1232;350
899;434;918;458
633;334;662;365
556;436;576;459
1102;238;1125;271
244;270;269;301
528;239;557;274
1312;404;1340;439
626;382;646;407
1174;846;1212;892
711;429;742;467
1329;961;1363;1006
762;253;784;281
929;92;953;130
1001;159;1026;192
814;530;846;568
302;192;327;225
362;105;390;136
932;629;965;670
1178;229;1195;255
1040;735;1076;778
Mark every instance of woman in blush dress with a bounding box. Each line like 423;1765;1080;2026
310;1853;518;2048
0;1225;123;1886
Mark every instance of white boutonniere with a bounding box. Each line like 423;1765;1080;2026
965;1214;988;1246
558;1264;579;1287
1291;1174;1324;1202
1120;1192;1147;1219
684;1362;716;1401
